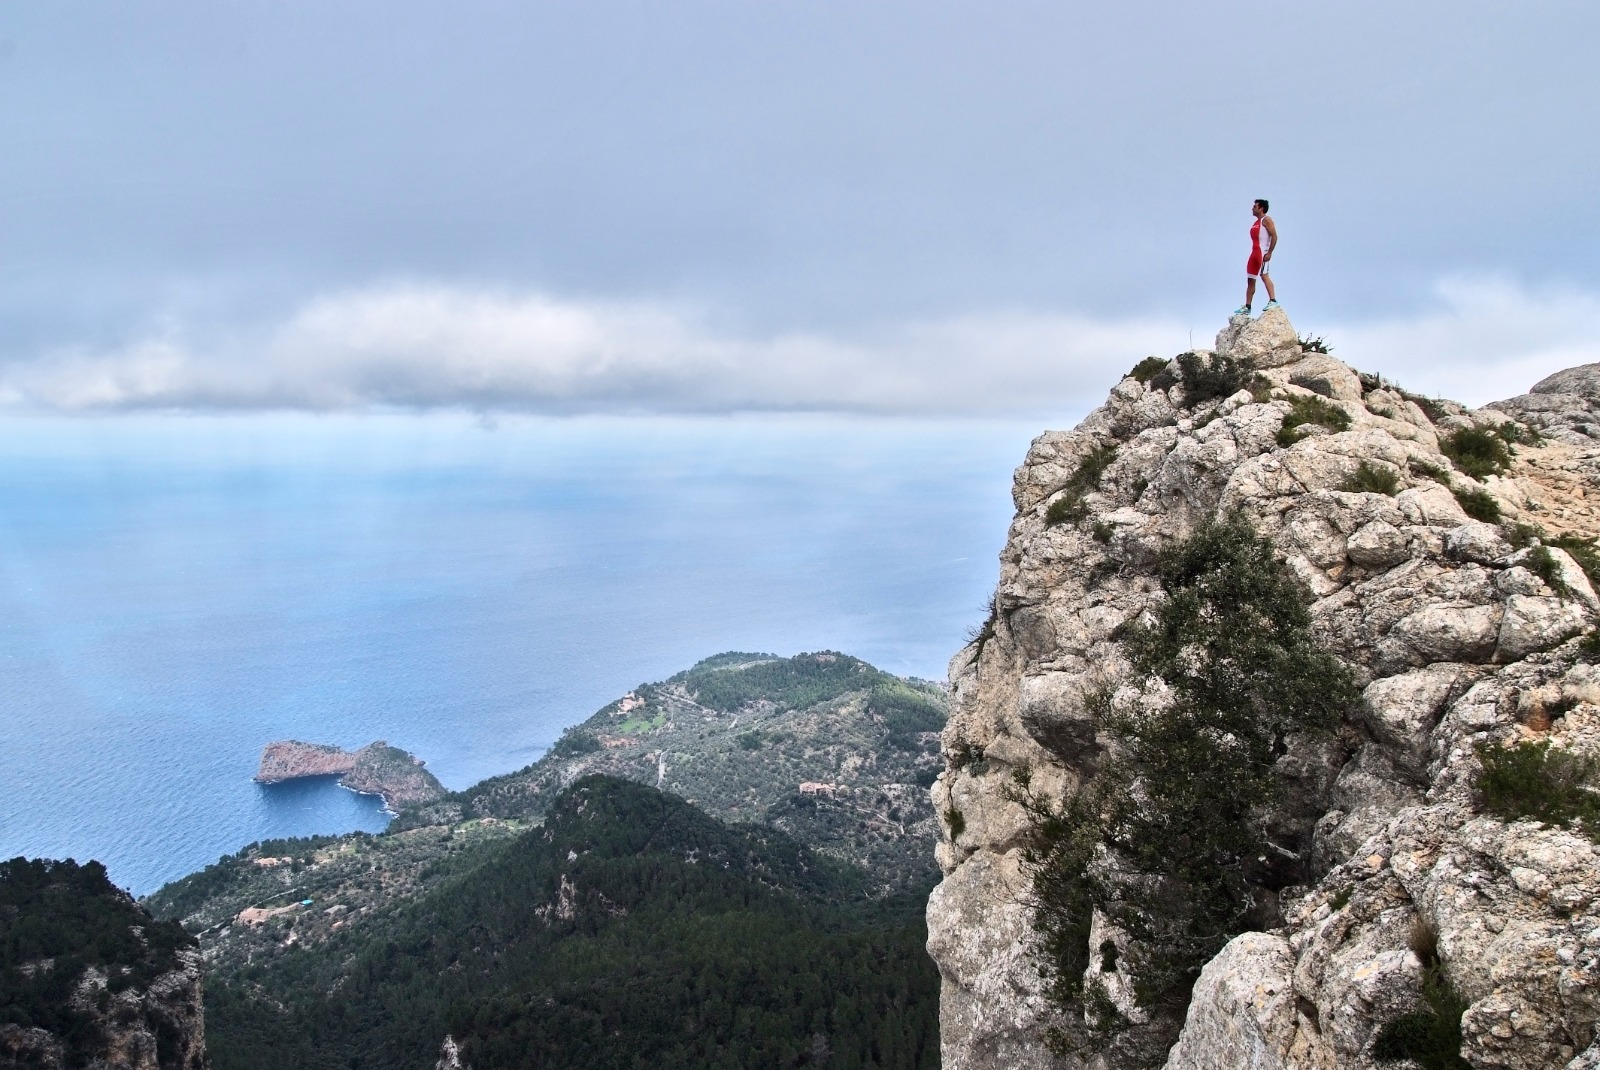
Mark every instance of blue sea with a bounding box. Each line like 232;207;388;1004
0;412;1042;895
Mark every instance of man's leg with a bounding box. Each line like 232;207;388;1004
1261;266;1276;303
1245;277;1257;307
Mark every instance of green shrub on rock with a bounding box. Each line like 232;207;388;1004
1476;738;1600;837
1372;920;1470;1070
1277;394;1352;447
1452;486;1501;523
1172;351;1259;408
1128;356;1169;384
1340;461;1400;495
1440;426;1511;479
1026;514;1355;1055
1044;444;1119;527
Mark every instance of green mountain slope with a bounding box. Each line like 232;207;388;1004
2;858;206;1068
398;651;948;894
204;776;939;1070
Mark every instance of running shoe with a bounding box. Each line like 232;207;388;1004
1263;300;1280;311
1232;306;1251;317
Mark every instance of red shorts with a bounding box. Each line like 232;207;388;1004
1247;251;1263;278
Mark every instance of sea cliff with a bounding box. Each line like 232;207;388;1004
255;740;445;811
931;308;1600;1069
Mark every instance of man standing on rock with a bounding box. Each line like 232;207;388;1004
1234;198;1278;318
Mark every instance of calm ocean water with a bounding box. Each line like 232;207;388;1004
0;412;1042;895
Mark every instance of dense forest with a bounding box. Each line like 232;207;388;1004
1;857;195;1056
204;776;940;1070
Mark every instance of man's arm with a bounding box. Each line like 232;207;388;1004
1262;216;1278;259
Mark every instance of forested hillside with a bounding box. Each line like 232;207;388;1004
1;858;207;1068
400;651;948;892
204;776;938;1070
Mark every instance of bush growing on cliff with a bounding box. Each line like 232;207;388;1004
1044;444;1118;527
1476;739;1600;838
1172;351;1259;408
1128;356;1169;384
1452;486;1501;523
1372;920;1470;1069
2;858;195;1050
1276;394;1352;447
1025;514;1355;1055
1547;534;1600;590
1440;426;1511;479
1340;461;1400;495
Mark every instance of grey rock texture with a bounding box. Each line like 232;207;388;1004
0;949;210;1070
930;310;1600;1069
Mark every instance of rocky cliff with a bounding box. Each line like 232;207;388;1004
1;858;208;1070
255;740;445;810
929;308;1600;1070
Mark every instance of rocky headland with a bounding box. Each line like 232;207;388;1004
254;740;445;811
931;308;1600;1070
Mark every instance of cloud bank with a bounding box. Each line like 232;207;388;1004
3;279;1596;417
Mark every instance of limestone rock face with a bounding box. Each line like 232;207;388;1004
930;313;1600;1070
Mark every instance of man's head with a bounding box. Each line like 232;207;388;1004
1253;198;1269;216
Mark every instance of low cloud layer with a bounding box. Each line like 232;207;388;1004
3;279;1596;417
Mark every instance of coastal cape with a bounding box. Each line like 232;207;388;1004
254;740;445;811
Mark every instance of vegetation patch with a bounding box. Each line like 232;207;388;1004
617;711;668;734
1524;545;1572;597
689;652;874;712
968;599;998;663
1372;920;1470;1069
1547;534;1600;590
869;679;948;750
1440;427;1512;479
944;806;966;839
1502;525;1600;591
202;777;941;1070
1397;388;1451;424
1340;461;1400;495
1172;351;1261;408
1277;394;1352;447
1298;334;1333;354
1025;514;1355;1055
1045;444;1119;527
1495;421;1542;447
1128;356;1169;384
1410;460;1449;483
1476;739;1600;838
550;729;601;758
2;858;195;1050
1452;487;1501;523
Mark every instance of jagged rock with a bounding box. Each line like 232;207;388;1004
930;310;1600;1070
436;1034;469;1070
1215;305;1301;368
1532;364;1600;400
1163;933;1300;1070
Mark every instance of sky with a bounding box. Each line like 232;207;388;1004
2;1;1598;418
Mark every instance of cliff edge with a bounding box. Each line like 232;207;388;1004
930;308;1600;1070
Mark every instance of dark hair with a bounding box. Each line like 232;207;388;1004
1254;198;1270;212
